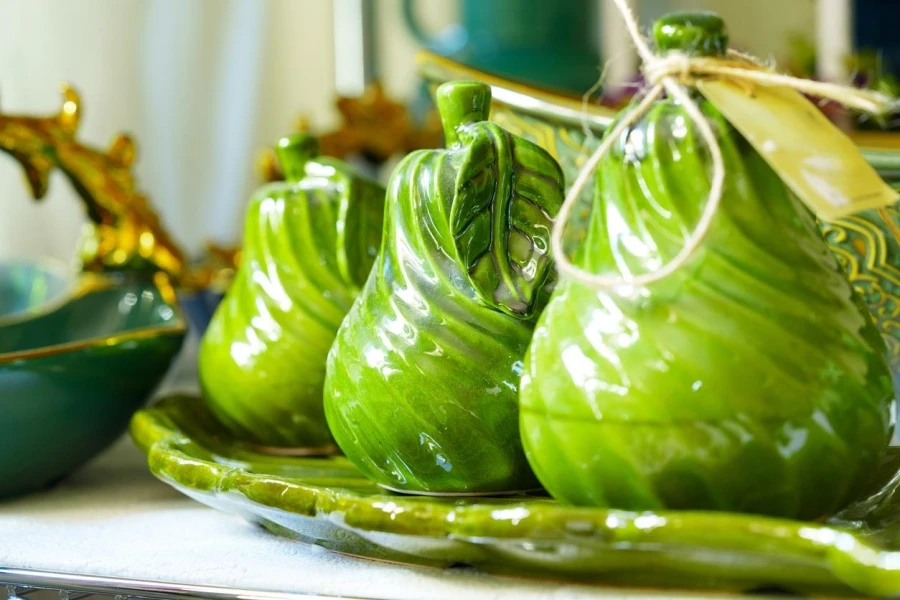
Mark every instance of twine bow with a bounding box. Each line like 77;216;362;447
551;0;898;289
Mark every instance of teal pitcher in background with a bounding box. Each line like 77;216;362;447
403;0;601;93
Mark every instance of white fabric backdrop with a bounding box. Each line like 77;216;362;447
0;0;813;265
0;0;453;264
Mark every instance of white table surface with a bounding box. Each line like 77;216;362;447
0;435;768;600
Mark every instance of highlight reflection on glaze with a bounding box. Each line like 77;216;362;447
520;94;895;520
199;134;384;449
324;82;565;494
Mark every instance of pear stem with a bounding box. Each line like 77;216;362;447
275;134;320;181
436;81;491;147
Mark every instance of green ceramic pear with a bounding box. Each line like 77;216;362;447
520;12;896;520
324;81;565;494
199;134;384;450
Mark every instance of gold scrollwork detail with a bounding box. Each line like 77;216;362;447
821;212;900;362
0;84;187;282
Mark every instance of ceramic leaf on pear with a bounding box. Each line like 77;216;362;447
199;134;384;450
324;81;564;494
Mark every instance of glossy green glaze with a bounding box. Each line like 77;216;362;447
417;52;900;386
132;393;900;597
324;81;564;494
0;277;185;499
653;11;728;56
198;134;384;450
520;13;895;520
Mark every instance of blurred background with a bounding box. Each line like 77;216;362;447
0;0;891;265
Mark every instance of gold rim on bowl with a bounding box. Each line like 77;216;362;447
0;271;187;365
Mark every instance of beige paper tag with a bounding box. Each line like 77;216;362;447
697;79;898;221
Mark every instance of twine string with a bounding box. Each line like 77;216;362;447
551;0;896;289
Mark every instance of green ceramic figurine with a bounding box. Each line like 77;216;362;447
324;81;564;494
520;13;896;520
199;134;384;450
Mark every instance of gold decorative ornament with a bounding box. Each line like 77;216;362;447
0;84;244;295
257;83;443;182
0;84;187;282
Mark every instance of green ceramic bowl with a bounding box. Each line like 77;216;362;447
0;274;186;499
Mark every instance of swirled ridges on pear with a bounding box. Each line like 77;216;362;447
199;134;384;449
324;81;565;494
520;93;895;520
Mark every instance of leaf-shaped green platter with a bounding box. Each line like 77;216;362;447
133;393;900;597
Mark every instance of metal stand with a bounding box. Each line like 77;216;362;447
1;569;351;600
